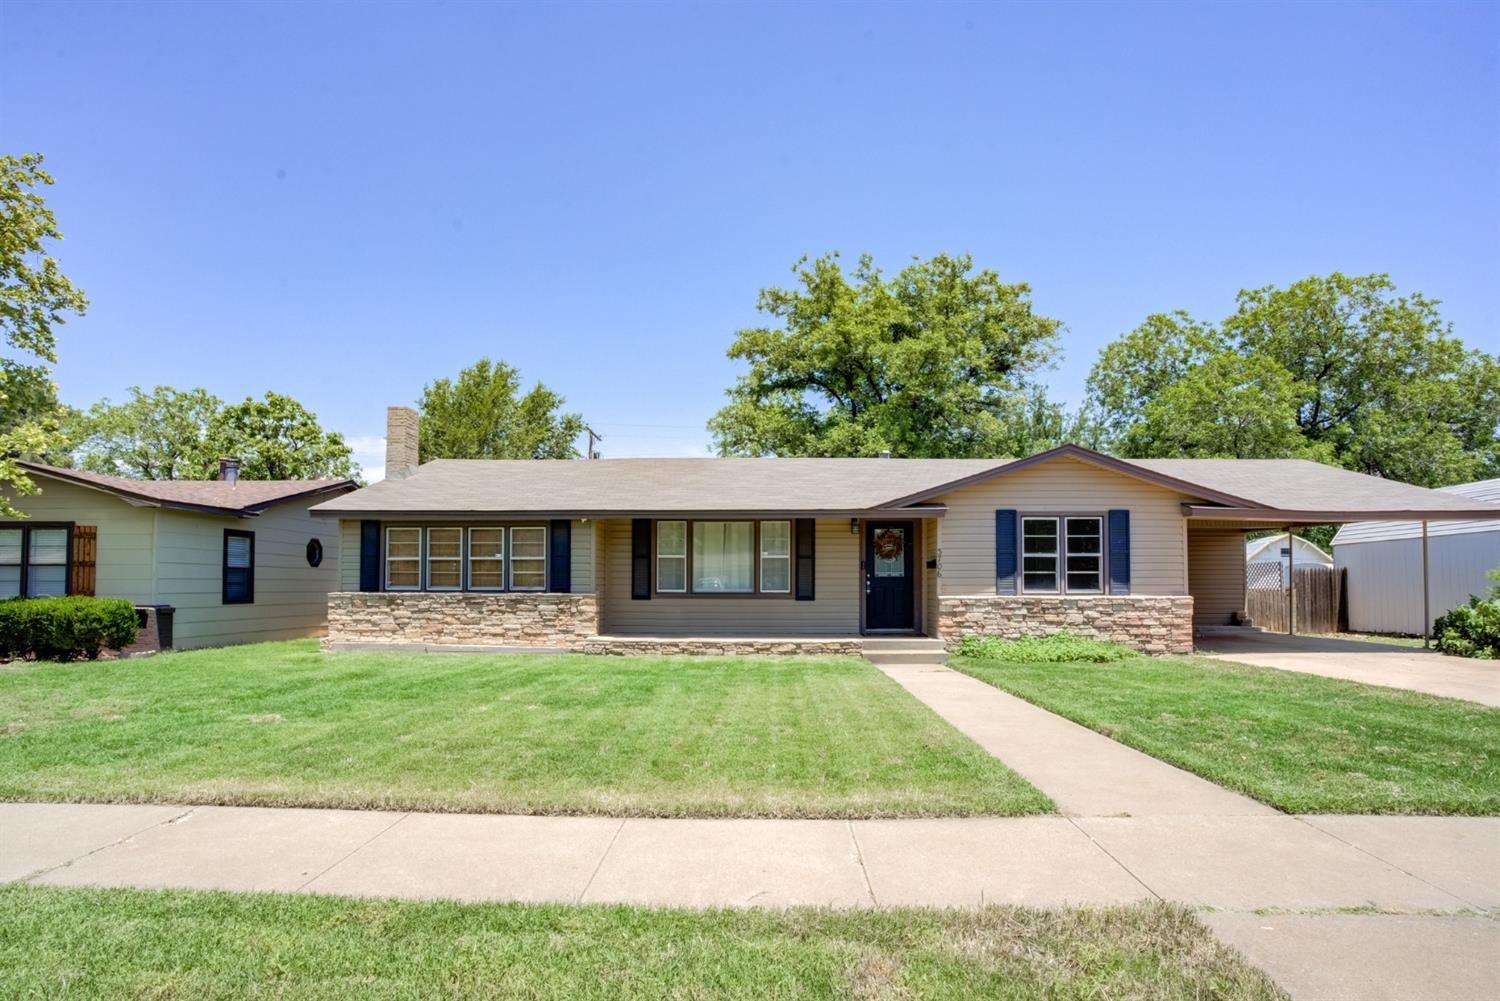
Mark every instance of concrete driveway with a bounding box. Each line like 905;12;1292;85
1196;629;1500;707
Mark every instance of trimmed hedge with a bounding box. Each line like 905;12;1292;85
1434;596;1500;660
954;631;1138;663
0;597;139;662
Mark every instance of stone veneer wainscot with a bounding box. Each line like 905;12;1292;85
325;591;599;649
938;595;1194;655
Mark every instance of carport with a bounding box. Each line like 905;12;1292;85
1119;458;1500;645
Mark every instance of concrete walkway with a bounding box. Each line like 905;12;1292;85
1197;629;1500;707
876;663;1277;817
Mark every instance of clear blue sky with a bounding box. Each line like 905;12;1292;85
2;1;1496;479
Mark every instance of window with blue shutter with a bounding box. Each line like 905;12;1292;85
1108;509;1131;594
995;510;1018;595
223;530;255;604
549;520;572;593
631;519;651;599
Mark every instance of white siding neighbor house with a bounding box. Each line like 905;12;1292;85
1245;534;1332;587
1332;478;1500;635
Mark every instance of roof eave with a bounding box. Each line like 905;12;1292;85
1183;504;1500;523
878;444;1259;509
310;505;948;520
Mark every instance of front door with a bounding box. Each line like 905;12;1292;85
866;521;914;631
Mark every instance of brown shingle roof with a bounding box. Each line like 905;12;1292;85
308;447;1500;521
20;462;357;516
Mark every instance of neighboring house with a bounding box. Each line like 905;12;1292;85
307;407;1500;656
1244;534;1333;588
2;460;357;650
1331;478;1500;635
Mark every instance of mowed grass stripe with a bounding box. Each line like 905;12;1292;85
953;653;1500;815
0;639;1050;818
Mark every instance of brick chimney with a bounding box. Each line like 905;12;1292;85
386;406;420;479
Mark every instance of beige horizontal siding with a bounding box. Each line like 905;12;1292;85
931;455;1190;596
0;477;157;604
1187;525;1245;626
570;519;595;594
155;497;341;649
598;518;859;636
338;519;361;591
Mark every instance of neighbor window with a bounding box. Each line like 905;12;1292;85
0;525;73;599
467;528;505;590
656;521;687;593
692;521;753;592
426;527;463;590
509;526;546;591
385;527;421;590
222;529;254;604
759;521;791;593
1021;517;1059;593
1064;517;1103;593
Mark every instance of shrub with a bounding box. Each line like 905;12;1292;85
0;596;139;662
1433;596;1500;660
954;631;1137;663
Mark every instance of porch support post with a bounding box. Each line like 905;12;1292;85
1285;526;1294;635
1422;519;1431;649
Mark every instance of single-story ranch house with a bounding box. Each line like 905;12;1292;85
310;407;1500;656
2;460;356;650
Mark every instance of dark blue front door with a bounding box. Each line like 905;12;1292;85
866;521;914;630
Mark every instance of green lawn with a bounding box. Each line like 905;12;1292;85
0;640;1049;818
0;884;1285;1001
953;653;1500;815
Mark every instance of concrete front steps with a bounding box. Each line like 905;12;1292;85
862;636;948;666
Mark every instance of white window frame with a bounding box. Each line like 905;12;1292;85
466;527;506;592
508;526;547;592
0;528;21;600
384;527;422;591
1020;516;1060;594
691;520;755;594
1064;516;1104;594
759;520;791;594
423;527;463;592
656;520;687;594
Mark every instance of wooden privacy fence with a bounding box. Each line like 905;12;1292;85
1246;564;1347;634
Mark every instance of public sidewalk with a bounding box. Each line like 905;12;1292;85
4;802;1496;914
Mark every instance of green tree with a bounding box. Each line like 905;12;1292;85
709;253;1064;457
210;391;359;480
1120;353;1329;461
1085;273;1500;486
69;386;224;479
0;154;89;514
69;387;356;481
417;358;585;460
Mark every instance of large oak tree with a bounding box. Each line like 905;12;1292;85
709;253;1066;457
1085;273;1500;487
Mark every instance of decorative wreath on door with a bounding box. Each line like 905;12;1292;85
873;529;904;561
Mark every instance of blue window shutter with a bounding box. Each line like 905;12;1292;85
549;520;571;593
631;519;651;600
995;510;1017;595
1108;509;1131;594
359;520;381;592
795;518;815;601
